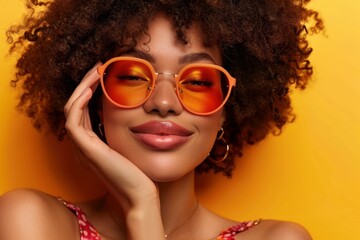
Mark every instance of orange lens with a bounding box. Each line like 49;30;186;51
102;60;154;107
178;66;229;114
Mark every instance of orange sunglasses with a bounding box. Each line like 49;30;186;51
97;57;236;115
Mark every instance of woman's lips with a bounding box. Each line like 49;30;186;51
130;121;193;150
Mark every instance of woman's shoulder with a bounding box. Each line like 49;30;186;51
0;189;78;240
235;219;312;240
199;205;311;240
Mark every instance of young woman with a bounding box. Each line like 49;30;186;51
0;0;323;239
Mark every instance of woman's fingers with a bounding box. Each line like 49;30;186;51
64;62;102;142
65;87;94;140
64;62;102;118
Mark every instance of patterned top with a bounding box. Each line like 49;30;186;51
58;197;101;240
216;220;262;240
58;198;261;240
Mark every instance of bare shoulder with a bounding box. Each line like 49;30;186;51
238;219;312;240
0;189;78;240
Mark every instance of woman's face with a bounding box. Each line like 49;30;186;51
101;14;224;182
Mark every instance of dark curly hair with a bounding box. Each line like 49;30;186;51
6;0;323;177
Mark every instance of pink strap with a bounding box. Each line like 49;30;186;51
58;197;101;240
217;219;262;240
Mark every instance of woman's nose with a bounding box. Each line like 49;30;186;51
143;75;183;117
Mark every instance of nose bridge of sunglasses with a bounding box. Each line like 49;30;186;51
156;72;177;79
152;72;178;90
149;72;178;93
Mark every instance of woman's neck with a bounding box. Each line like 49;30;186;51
157;171;198;236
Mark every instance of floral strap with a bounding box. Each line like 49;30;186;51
217;219;262;240
58;197;102;240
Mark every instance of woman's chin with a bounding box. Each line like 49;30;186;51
140;164;195;183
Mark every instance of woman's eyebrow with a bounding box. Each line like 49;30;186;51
178;52;216;64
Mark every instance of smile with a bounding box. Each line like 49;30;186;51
130;121;193;150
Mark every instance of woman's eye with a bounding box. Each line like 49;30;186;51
184;79;212;87
117;75;148;82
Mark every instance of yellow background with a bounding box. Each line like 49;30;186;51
1;0;359;239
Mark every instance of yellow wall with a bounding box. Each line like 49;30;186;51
1;0;359;239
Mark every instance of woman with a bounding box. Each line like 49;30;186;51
0;0;323;239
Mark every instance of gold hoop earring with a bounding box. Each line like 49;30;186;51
208;128;229;163
98;123;104;137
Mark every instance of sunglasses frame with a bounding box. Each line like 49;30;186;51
97;56;236;115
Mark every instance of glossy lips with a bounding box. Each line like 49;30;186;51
130;121;193;150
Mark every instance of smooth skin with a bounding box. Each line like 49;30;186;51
0;14;312;240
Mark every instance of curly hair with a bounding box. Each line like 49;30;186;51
7;0;323;177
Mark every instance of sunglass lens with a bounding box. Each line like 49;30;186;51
103;60;153;107
178;66;229;114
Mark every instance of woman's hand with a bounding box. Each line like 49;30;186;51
63;63;165;239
